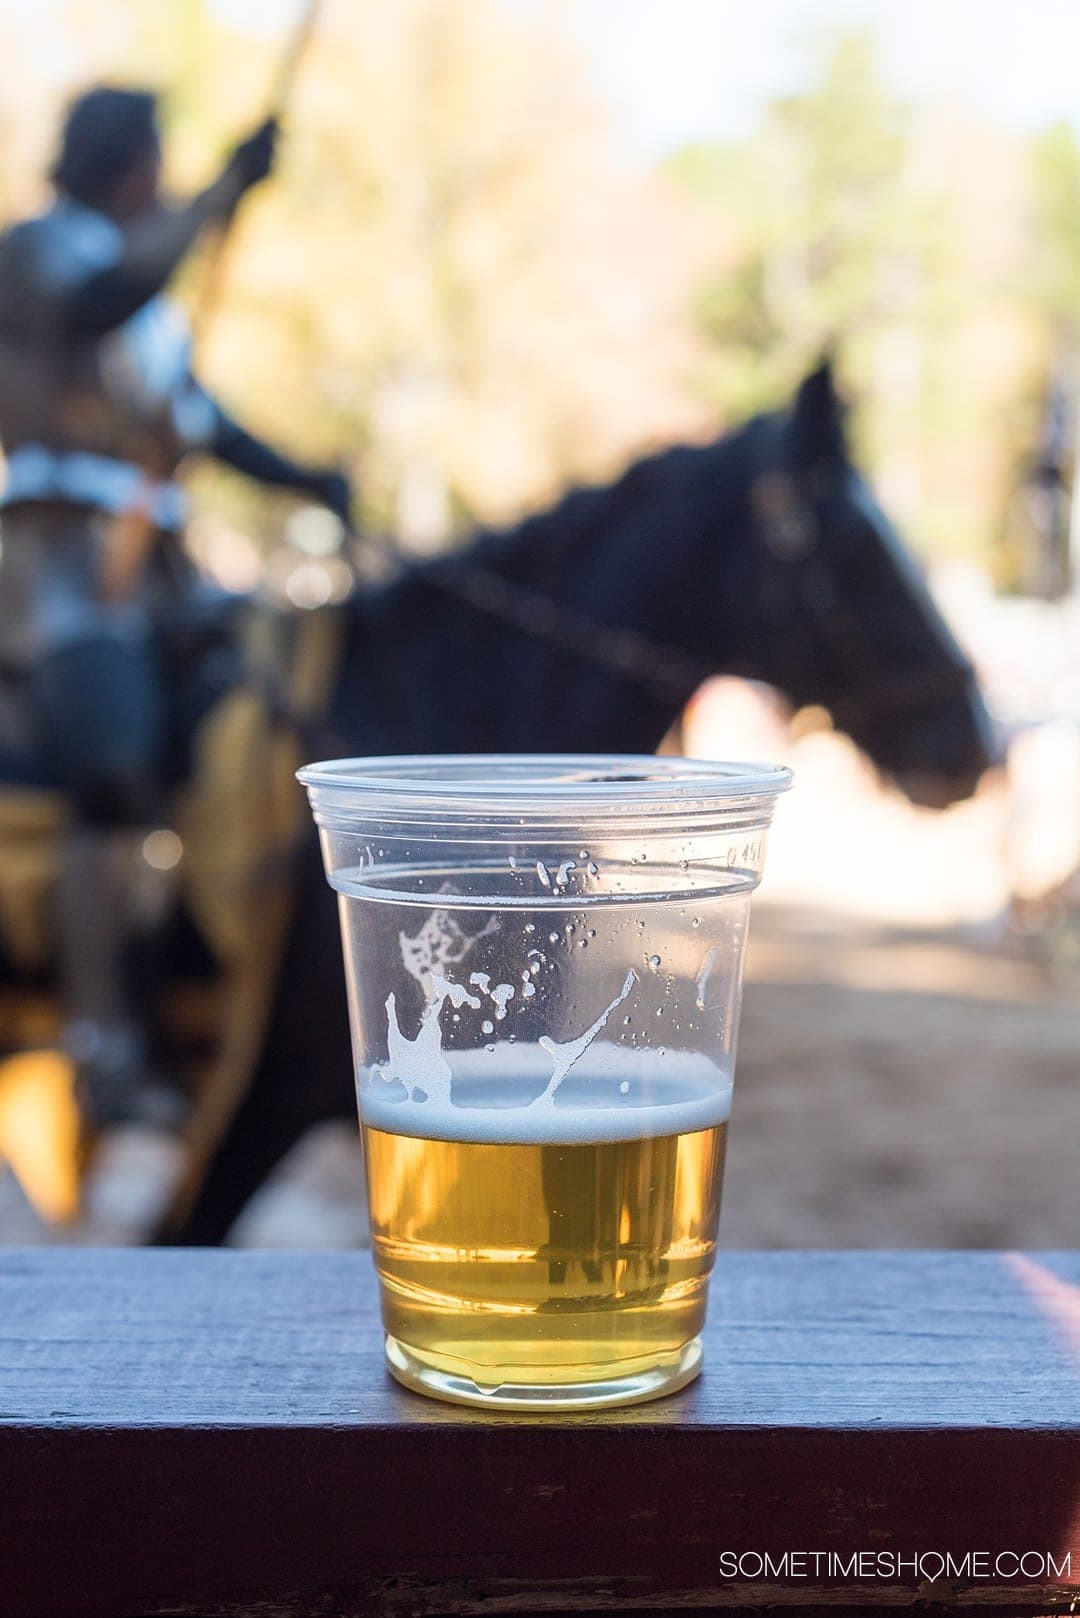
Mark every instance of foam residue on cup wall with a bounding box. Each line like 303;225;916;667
468;972;515;1021
378;971;471;1109
376;963;644;1128
536;969;637;1104
351;881;742;1144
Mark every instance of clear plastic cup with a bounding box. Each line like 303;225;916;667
299;754;790;1410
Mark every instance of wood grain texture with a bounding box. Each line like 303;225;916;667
2;1249;1079;1617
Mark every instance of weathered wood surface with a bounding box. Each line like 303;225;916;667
2;1249;1079;1617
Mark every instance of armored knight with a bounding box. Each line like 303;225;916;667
0;87;351;1122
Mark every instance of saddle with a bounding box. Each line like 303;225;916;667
0;601;344;1225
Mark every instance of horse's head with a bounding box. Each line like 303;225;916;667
728;361;999;807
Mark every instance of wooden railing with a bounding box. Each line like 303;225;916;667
3;1249;1079;1616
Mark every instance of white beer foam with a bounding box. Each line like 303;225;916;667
357;1041;733;1145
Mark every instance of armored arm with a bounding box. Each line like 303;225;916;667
62;196;232;340
61;120;278;342
210;407;353;525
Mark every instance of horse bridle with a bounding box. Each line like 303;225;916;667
426;557;712;705
749;468;978;731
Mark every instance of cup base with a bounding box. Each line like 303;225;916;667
384;1332;703;1411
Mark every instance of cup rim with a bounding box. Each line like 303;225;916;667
297;752;793;812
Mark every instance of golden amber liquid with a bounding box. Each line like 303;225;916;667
363;1119;727;1389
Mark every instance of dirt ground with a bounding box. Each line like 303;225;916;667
723;905;1078;1247
1;900;1076;1249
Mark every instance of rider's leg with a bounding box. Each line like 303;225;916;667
32;621;174;1127
56;826;179;1125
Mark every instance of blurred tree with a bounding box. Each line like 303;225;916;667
998;121;1080;591
668;35;910;418
1028;122;1080;338
160;0;704;552
667;33;1036;567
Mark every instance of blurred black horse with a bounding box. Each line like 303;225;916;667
160;362;996;1242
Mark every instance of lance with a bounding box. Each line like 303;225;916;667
102;0;324;602
192;0;324;355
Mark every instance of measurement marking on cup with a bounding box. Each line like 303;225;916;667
536;970;637;1105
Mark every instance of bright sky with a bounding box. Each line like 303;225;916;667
9;0;1080;157
566;0;1080;154
214;0;1080;153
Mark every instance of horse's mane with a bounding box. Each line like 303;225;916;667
365;412;775;606
441;414;777;580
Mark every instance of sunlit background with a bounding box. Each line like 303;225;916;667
5;0;1080;565
0;0;1077;1247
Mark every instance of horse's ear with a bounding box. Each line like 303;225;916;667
789;355;848;469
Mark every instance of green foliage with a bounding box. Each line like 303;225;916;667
669;36;909;410
667;31;1065;571
1027;121;1080;337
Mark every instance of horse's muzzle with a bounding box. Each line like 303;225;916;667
893;709;1005;809
892;767;986;810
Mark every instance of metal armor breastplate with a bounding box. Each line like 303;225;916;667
0;202;216;520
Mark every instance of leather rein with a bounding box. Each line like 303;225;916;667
411;470;976;724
